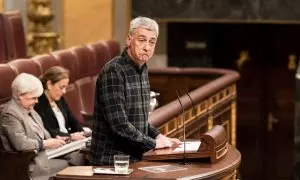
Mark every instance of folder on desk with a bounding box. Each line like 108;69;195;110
46;137;91;159
143;125;228;163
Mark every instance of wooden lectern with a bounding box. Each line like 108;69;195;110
143;125;228;163
54;125;241;180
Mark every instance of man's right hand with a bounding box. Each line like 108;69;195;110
43;138;66;149
155;135;172;149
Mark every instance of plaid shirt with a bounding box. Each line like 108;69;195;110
91;48;160;165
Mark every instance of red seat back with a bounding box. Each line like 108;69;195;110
71;45;96;115
0;64;17;112
8;59;41;77
31;54;61;75
3;11;27;60
0;14;7;63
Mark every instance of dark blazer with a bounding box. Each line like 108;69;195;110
34;93;83;138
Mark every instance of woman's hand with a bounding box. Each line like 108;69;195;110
56;135;69;141
43;138;66;149
71;132;86;141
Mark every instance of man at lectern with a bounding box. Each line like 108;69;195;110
91;16;180;165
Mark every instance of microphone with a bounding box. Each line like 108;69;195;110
182;89;198;125
176;90;189;165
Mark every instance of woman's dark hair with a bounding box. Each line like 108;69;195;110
41;66;70;89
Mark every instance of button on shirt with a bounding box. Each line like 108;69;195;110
52;106;68;134
91;48;160;165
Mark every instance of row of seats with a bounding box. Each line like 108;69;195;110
0;11;27;62
0;40;120;124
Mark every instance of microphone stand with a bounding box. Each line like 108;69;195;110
182;89;198;125
176;90;189;165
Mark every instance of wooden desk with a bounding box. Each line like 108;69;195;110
54;145;240;180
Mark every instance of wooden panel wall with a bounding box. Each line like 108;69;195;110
63;0;113;48
0;0;3;12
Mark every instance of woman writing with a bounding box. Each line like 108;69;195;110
34;66;86;165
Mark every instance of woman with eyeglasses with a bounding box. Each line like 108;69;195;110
34;66;86;165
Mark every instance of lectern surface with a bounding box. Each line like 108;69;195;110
54;145;240;180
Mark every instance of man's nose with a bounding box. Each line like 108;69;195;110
144;42;150;51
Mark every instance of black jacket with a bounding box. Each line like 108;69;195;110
34;93;83;138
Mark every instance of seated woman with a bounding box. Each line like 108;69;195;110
34;66;86;164
0;73;68;180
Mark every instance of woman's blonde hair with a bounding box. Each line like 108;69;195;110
40;66;70;90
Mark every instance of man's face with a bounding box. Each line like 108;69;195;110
126;27;157;65
19;92;38;111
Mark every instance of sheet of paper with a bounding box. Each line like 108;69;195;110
172;140;201;153
57;166;93;176
93;168;133;175
139;164;187;173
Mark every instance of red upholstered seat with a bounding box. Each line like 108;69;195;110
87;40;111;85
70;45;96;116
70;45;96;78
0;13;7;63
0;64;17;113
31;54;61;75
106;40;121;59
87;41;110;75
51;49;77;83
8;58;41;77
3;11;27;60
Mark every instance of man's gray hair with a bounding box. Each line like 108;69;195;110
11;73;43;99
129;16;159;37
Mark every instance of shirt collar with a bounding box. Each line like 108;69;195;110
121;48;147;73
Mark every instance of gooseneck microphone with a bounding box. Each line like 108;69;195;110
182;89;198;121
176;90;188;165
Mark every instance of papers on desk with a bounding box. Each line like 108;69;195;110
139;164;187;173
172;140;201;153
57;166;94;176
46;137;91;159
93;168;133;175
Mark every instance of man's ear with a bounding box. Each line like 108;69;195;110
126;34;131;47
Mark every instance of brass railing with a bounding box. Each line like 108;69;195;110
148;67;240;146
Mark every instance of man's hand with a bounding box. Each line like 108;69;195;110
43;138;66;149
155;134;173;149
169;138;181;148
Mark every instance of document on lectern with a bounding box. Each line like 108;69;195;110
46;137;91;159
143;140;201;159
139;164;187;173
172;141;201;153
